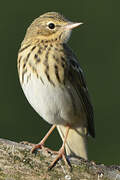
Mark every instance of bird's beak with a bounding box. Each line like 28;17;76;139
64;22;83;30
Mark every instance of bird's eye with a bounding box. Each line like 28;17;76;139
48;23;55;29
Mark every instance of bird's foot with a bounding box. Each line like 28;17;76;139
48;146;72;170
31;143;56;155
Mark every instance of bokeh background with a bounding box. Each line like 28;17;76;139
0;0;119;165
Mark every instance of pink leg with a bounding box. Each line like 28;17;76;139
48;126;71;170
31;124;56;153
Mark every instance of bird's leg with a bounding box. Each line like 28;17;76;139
31;124;56;154
49;126;71;170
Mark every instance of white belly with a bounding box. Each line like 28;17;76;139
22;73;86;126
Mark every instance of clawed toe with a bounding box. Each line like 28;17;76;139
48;147;72;170
31;126;71;170
31;144;43;154
31;143;56;155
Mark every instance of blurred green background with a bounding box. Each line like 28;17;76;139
0;0;119;165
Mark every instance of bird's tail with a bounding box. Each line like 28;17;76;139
57;125;88;160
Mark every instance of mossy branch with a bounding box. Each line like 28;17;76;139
0;138;120;180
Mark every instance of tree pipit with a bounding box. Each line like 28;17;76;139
17;12;95;170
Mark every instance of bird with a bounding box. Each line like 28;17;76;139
17;12;95;170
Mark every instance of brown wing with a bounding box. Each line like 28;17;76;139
64;45;95;138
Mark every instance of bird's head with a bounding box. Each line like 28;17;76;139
24;12;83;43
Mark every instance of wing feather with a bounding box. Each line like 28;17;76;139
64;45;95;137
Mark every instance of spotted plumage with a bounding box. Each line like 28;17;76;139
17;12;95;169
